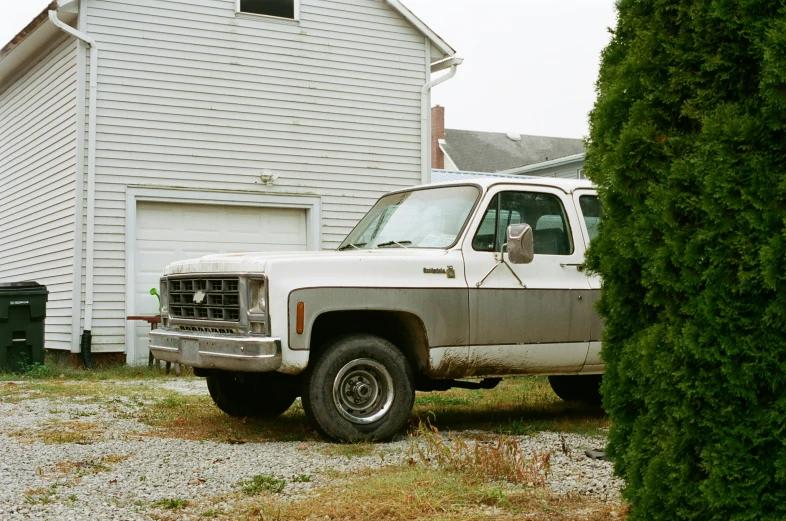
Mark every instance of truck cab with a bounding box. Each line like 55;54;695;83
150;177;603;441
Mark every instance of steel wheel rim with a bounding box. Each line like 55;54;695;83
332;358;395;425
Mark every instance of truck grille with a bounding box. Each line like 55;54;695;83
168;277;240;322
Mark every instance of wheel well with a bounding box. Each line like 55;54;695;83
308;310;430;374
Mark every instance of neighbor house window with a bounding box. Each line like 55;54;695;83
238;0;298;20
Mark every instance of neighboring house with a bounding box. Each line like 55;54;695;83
0;0;460;363
431;105;586;179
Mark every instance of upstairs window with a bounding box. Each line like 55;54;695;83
238;0;298;20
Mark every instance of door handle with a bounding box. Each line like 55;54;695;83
560;263;585;272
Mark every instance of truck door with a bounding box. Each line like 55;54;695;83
572;189;604;372
462;185;592;376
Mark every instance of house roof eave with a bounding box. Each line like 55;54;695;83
384;0;455;60
0;2;59;61
0;1;78;87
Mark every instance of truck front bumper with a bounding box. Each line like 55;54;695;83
148;328;282;372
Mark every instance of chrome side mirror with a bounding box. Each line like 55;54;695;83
506;224;534;264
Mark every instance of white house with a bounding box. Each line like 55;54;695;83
0;0;460;364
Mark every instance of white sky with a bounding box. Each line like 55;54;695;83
0;0;617;139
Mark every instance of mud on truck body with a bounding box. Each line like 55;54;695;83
150;177;604;442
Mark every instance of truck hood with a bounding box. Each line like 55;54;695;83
164;249;451;275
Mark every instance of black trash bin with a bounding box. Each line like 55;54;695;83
0;282;48;372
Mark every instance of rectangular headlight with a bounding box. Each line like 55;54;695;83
248;278;266;314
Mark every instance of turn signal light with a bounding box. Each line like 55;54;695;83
296;302;305;335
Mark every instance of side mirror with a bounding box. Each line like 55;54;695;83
506;224;534;264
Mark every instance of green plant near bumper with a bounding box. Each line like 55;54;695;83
150;288;161;312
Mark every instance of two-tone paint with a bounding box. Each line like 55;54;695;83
149;177;604;379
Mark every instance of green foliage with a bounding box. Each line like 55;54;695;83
586;1;786;519
240;474;286;495
153;498;189;510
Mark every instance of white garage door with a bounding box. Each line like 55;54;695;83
132;201;308;363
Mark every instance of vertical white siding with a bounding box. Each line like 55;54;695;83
0;37;78;351
83;0;428;352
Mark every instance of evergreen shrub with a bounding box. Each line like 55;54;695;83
585;1;786;519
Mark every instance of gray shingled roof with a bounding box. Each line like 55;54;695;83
442;129;585;173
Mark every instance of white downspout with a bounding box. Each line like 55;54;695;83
421;57;463;184
49;10;98;352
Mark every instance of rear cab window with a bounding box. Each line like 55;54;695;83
578;195;602;242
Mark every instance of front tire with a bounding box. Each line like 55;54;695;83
207;372;298;419
301;334;415;442
548;375;602;405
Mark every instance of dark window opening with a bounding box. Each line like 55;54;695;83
240;0;296;19
579;195;602;242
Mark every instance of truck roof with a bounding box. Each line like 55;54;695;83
400;174;595;195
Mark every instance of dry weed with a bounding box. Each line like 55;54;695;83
10;420;105;444
409;419;551;486
47;454;130;478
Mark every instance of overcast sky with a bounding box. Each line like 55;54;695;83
0;0;617;139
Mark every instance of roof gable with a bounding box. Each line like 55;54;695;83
2;0;455;79
442;129;586;174
384;0;454;61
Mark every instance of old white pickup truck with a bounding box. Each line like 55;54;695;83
150;177;603;441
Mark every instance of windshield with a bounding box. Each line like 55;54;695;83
339;185;480;250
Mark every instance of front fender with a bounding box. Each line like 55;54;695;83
286;287;469;351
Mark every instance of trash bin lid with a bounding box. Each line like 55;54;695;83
0;281;48;295
0;281;44;288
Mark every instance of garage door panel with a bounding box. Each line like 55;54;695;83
132;201;309;363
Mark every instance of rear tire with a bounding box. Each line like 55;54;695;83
548;375;602;406
301;334;415;442
207;372;298;419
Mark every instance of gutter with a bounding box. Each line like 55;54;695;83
496;153;586;176
49;9;98;368
421;56;463;184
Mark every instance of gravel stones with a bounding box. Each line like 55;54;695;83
0;380;622;520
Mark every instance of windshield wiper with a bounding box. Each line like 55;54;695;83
337;242;366;251
376;240;412;249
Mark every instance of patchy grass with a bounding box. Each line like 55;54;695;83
0;376;607;444
135;376;605;444
0;375;621;521
10;419;106;445
318;442;377;459
0;379;153;404
24;486;58;505
155;465;625;521
413;377;609;437
47;455;130;478
0;361;190;382
136;393;318;443
153;498;190;511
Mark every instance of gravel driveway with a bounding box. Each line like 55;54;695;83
0;379;622;520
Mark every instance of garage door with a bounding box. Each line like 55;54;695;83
132;201;308;363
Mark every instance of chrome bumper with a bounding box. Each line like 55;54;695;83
148;328;282;372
